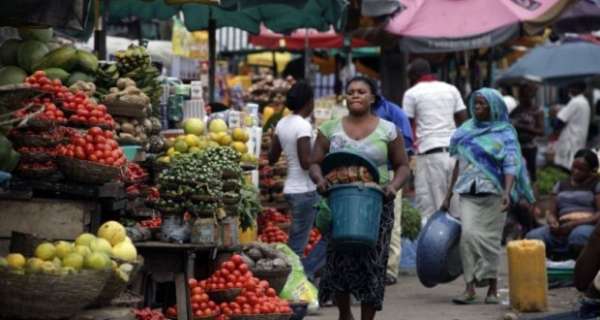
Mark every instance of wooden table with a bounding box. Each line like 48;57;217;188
135;241;241;320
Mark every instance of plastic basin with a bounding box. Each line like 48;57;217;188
329;183;383;250
121;145;141;161
416;211;463;287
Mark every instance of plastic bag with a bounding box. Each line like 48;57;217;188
315;199;331;233
160;215;191;243
274;244;319;313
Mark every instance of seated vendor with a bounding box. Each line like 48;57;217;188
526;149;600;258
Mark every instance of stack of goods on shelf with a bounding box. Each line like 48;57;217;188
7;72;69;180
156;146;257;245
258;133;287;204
0;221;140;319
156;117;257;167
257;207;290;233
96;45;161;109
3;70;126;185
244;70;292;109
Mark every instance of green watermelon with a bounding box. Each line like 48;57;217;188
18;27;53;43
43;68;70;82
0;66;27;86
17;40;49;73
0;150;19;173
0;39;21;66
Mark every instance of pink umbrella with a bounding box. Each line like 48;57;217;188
385;0;574;52
249;25;370;50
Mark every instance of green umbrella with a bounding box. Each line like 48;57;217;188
108;0;346;34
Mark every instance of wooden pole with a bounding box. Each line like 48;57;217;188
208;15;216;103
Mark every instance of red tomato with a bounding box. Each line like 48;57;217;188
231;254;243;266
223;261;235;271
191;287;202;295
195;310;205;317
89;127;103;136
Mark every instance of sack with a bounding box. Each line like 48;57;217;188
274;244;319;313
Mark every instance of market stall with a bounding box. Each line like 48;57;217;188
0;20;326;319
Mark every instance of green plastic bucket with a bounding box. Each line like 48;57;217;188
328;183;383;250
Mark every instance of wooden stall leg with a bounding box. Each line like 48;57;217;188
175;273;191;320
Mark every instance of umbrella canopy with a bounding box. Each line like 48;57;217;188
496;40;600;84
248;25;369;49
553;0;600;34
108;0;346;34
385;0;573;53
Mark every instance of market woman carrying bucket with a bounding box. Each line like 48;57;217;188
309;76;410;320
441;88;535;304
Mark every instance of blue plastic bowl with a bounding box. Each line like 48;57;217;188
416;211;463;287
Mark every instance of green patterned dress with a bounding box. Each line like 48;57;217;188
318;117;397;310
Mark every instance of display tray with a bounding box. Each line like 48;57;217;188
0;84;43;113
103;100;148;118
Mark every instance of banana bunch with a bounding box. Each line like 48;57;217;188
115;45;151;74
95;63;120;99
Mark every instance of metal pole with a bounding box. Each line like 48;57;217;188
304;31;311;83
93;0;108;60
208;15;216;103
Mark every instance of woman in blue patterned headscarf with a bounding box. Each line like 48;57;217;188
441;88;534;305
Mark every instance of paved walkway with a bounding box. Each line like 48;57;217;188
305;254;579;320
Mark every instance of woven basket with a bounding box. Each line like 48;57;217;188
207;288;242;303
57;156;123;184
0;84;43;112
16;167;59;179
91;256;144;307
251;268;291;294
24;118;65;130
20;152;55;163
67;120;113;131
11;134;63;148
103;100;148;118
0;269;111;319
229;314;292;320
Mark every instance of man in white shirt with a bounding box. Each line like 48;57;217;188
552;82;591;170
403;58;468;221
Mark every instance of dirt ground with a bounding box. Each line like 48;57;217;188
305;254;580;320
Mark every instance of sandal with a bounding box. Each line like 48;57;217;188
484;295;499;305
452;292;478;305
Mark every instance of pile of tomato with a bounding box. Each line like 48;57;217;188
139;217;162;229
124;162;148;182
259;223;289;244
25;71;114;129
216;285;292;319
56;127;126;167
259;208;290;228
304;228;322;257
25;71;69;97
16;99;66;124
133;308;166;320
165;279;220;319
203;254;251;291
